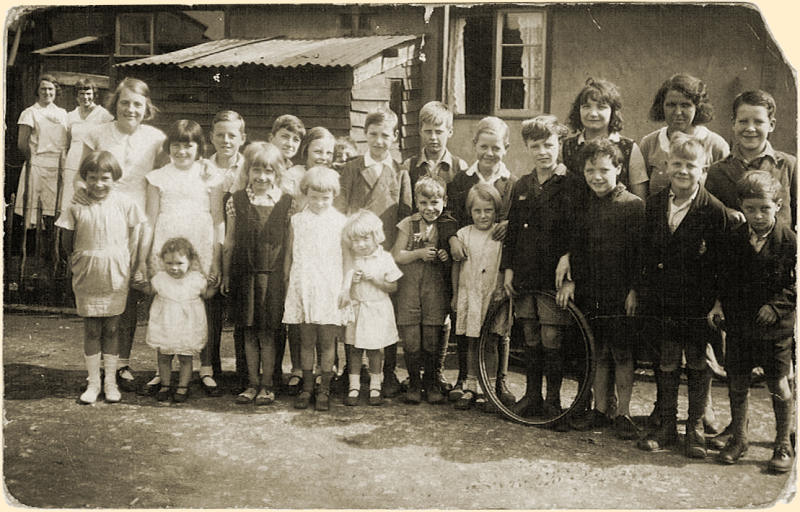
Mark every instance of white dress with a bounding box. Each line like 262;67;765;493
345;247;402;349
146;270;208;355
282;207;348;325
62;105;114;207
455;225;503;338
14;102;68;226
146;162;220;275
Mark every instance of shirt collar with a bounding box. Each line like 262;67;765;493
733;140;777;166
577;131;620;144
364;152;394;170
749;222;775;241
246;184;283;203
465;161;511;183
421;149;454;169
668;185;700;209
658;125;710;153
209;151;244;171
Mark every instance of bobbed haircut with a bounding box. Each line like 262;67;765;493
79;150;123;181
414;176;446;200
465;182;502;214
521;114;569;143
473;116;510;146
567;77;624;133
342;209;385;247
364;107;399;132
299;126;336;165
578;138;623;172
74;78;99;98
271;114;306;139
36;73;61;98
737;170;783;202
211;110;246;135
243;141;287;177
159;236;199;263
418;101;454;129
301;165;341;196
732;90;777;120
668;132;707;164
164;119;206;158
106;77;159;122
649;73;714;125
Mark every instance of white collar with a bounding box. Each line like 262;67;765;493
465;161;511;183
668;185;700;208
658;125;710;153
208;151;243;171
364;152;394;169
577;131;620;144
246;184;282;203
421;149;454;169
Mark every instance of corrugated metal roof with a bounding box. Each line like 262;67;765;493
117;35;418;69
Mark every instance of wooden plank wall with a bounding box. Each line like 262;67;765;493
122;65;354;152
350;60;421;161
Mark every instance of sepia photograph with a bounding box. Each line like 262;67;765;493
2;1;797;508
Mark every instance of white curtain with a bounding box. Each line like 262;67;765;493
446;17;466;114
515;13;544;111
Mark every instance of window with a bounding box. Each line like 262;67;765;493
116;13;154;56
447;9;547;116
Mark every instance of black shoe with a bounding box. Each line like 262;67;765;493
685;429;707;459
571;409;611;431
434;371;453;394
637;425;679;451
116;367;137;393
155;386;172;402
382;372;401;398
768;443;794;473
511;394;544;416
614;414;642;440
294;391;312;409
199;375;223;397
495;377;517;408
172;386;190;403
717;437;748;465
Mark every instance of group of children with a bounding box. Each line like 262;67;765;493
56;73;795;473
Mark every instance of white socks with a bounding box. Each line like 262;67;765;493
103;354;121;403
80;353;102;404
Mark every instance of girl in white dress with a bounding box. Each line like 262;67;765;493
136;237;216;403
342;210;402;407
283;166;348;411
56;151;145;404
451;184;507;410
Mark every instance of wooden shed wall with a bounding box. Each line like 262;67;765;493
122;65;354;148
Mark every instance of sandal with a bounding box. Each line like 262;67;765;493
155;386;172;402
116;366;137;393
254;387;275;406
172;386;190;403
139;375;162;396
200;375;222;397
236;387;258;404
345;389;360;406
455;390;476;410
287;375;303;396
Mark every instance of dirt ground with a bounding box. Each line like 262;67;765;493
2;311;796;509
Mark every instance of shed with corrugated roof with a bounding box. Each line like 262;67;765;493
116;35;423;157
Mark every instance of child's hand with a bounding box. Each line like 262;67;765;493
450;296;458;312
208;263;220;288
360;268;379;282
555;281;575;309
707;300;725;330
220;275;230;296
420;247;437;262
352;270;363;283
555;254;572;290
756;304;778;326
436;249;449;262
338;291;351;309
490;220;508;241
625;289;637;317
732;210;747;226
449;237;467;262
132;271;149;291
503;269;516;298
72;187;92;206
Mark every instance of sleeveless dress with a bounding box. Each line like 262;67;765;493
454;225;503;338
146;270;208;355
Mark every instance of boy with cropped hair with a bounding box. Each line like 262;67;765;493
709;170;795;472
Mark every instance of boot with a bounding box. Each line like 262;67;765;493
647;368;662;429
495;336;516;407
294;370;314;409
404;351;423;404
80;353;102;404
382;344;400;398
685;369;709;459
638;370;680;451
315;372;332;411
422;350;444;404
718;389;749;464
768;395;794;473
512;345;544;416
103;354;122;403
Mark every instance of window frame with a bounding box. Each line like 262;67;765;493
115;13;155;57
492;8;548;117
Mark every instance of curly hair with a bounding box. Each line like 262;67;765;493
521;115;569;144
577;137;623;173
159;237;199;263
649;74;714;125
566;77;624;133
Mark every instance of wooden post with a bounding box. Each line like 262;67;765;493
53;151;65;274
18;160;30;284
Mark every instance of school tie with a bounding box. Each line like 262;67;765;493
362;164;380;188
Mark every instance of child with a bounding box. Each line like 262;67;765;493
634;134;734;458
335;107;412;398
221;142;293;406
706;90;797;229
270;114;306;166
285;127;336;196
332;136;359;173
640;74;729;195
56;151;145;404
342;210;403;406
403;101;469;195
283;166;348;411
555;139;645;440
204;110;247;394
139;120;223;393
450;183;507;410
562;78;648;199
391;177;455;404
501;116;580;430
709;170;795;472
137;237;216;402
